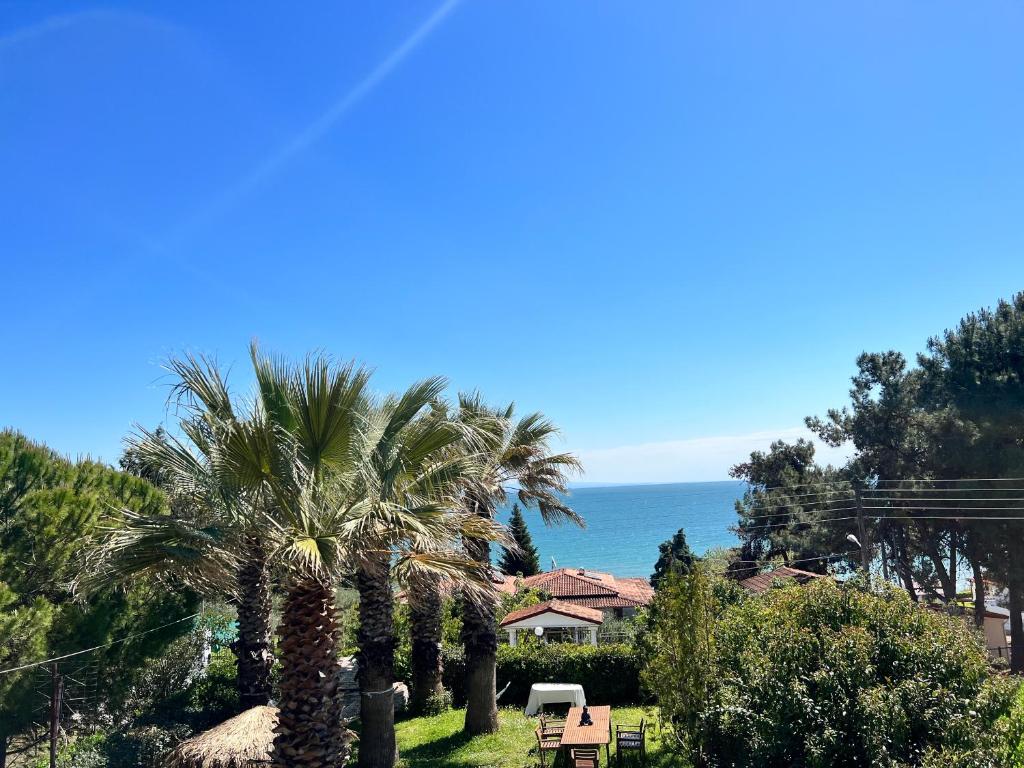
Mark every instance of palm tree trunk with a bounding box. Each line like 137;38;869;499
357;552;397;768
271;573;350;768
409;576;444;713
462;536;498;736
232;535;274;708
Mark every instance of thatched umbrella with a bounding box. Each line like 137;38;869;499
165;706;278;768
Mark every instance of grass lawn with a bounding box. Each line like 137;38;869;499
391;706;687;768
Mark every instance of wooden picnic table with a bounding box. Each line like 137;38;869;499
560;705;612;763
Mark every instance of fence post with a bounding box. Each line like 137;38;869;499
49;663;63;768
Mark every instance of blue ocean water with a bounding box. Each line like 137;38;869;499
497;481;746;579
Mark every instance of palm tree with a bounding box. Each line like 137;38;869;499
406;569;446;713
240;347;503;768
86;356;274;708
225;348;370;768
455;394;582;735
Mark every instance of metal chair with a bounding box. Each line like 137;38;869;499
615;719;646;765
536;727;562;768
570;748;600;768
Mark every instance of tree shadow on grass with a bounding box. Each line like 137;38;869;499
399;728;476;765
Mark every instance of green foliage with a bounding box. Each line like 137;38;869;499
439;596;462;647
597;612;644;644
495;585;547;624
498;504;541;577
1002;683;1024;768
641;565;720;763
32;631;242;768
646;577;1017;768
337;587;361;654
0;430;198;754
420;688;454;716
651;527;698;589
442;643;644;707
729;439;856;579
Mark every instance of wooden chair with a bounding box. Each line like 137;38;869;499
615;719;646;765
536;727;562;768
540;711;566;737
569;748;600;768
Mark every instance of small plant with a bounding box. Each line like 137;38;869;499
421;688;454;716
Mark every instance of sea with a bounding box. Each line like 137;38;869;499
497;481;746;579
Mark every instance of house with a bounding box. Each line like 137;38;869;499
495;567;655;646
517;567;655;620
969;605;1014;661
738;565;826;594
500;599;604;646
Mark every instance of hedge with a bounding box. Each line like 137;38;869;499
442;643;644;707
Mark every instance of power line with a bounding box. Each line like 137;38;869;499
728;550;859;566
868;518;1024;524
0;613;200;676
866;487;1024;494
739;505;858;523
864;506;1024;512
753;515;859;531
873;477;1024;484
743;479;853;495
864;498;1024;504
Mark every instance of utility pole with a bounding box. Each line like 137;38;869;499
48;663;63;768
854;487;871;584
880;531;890;583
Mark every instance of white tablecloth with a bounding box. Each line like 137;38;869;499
524;683;586;715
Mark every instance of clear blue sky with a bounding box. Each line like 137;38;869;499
3;2;1024;481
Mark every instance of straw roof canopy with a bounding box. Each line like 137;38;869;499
165;706;278;768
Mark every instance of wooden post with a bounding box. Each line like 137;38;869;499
49;663;63;768
880;530;890;583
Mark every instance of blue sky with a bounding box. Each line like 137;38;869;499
3;2;1024;482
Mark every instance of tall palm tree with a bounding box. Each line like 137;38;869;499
86;356;274;708
455;394;583;736
239;347;503;768
224;348;370;768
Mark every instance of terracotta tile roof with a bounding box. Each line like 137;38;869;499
566;595;646;609
499;599;604;627
523;571;619;597
739;566;825;595
516;568;655;609
491;571;519;595
615;577;655;604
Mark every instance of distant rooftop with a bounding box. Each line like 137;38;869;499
738;566;825;595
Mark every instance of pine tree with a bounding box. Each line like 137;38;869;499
499;504;541;576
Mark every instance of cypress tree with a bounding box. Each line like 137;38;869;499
499;504;541;576
651;527;697;589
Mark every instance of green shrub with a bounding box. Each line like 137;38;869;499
33;733;108;768
442;643;643;707
694;579;1017;767
421;688;455;716
34;725;190;768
